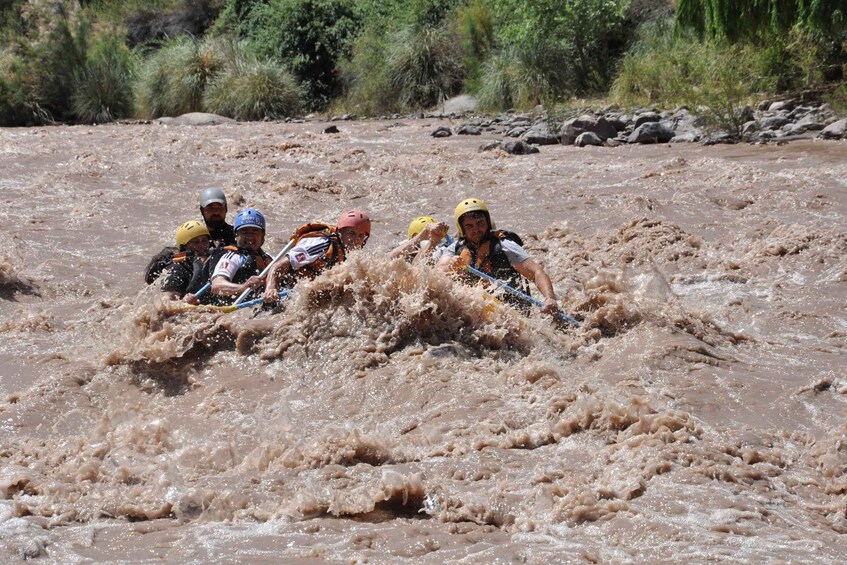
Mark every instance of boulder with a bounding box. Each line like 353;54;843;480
760;115;790;130
768;100;796;113
603;113;629;131
456;124;482;135
501;140;540;155
818;118;847;140
154;112;236;126
431;126;452;138
521;122;560;145
505;126;529;138
440;95;478;115
633;112;661;128
478;141;501;152
323;125;340;134
575;132;604;147
791;112;827;133
627;122;675;144
559;114;617;145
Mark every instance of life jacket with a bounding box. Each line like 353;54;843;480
144;246;178;284
203;245;272;285
207;221;236;248
285;222;346;283
160;251;211;299
455;230;531;310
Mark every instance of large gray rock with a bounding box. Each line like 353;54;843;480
791;112;827;133
575;132;604;147
439;94;478;115
760;115;790;130
501;140;540;154
521;122;560;145
818;118;847;140
456;124;482;135
627;122;675;144
505;126;529;137
768;100;796;113
154;112;236;126
633;112;661;128
560;114;618;145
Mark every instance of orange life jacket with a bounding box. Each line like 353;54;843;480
286;222;346;282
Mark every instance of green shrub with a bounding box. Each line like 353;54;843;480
203;56;300;119
387;22;465;109
477;42;569;111
228;0;360;110
338;27;399;115
482;0;629;98
72;35;138;123
341;2;467;115
456;0;494;92
136;37;226;118
612;21;777;134
0;50;48;127
30;5;91;123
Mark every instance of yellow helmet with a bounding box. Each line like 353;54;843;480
175;220;210;247
454;197;495;236
407;216;437;239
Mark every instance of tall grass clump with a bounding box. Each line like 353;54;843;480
456;0;494;92
612;21;774;134
338;27;398;115
31;5;90;123
475;0;630;111
477;42;569;110
203;55;300;119
136;36;226;118
341;0;467;114
72;35;138;123
0;49;47;126
216;0;360;111
387;22;464;109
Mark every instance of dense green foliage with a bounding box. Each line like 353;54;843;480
0;0;844;126
676;0;847;40
220;0;360;110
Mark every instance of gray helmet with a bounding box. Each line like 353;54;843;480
199;187;227;208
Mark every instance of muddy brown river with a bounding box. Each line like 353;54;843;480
0;118;845;562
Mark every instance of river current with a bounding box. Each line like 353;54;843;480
0;119;845;562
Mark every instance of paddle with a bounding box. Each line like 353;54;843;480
464;265;579;327
233;239;296;306
173;289;290;314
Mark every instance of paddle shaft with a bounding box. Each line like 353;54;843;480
233;240;296;305
464;265;579;326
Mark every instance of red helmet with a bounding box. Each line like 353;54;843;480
337;209;371;236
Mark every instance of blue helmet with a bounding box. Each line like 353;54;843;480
234;208;266;232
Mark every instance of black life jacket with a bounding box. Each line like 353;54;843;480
207;221;236;248
171;252;210;296
144;246;177;284
455;230;531;310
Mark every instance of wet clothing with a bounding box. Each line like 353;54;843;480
208;246;273;286
144;246;178;284
441;230;532;311
283;231;346;284
160;252;209;299
206;220;236;248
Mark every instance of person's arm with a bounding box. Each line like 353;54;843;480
211;274;263;297
209;252;263;297
388;222;449;259
263;257;292;303
513;259;560;314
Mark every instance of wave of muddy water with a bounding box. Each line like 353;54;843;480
0;119;845;562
